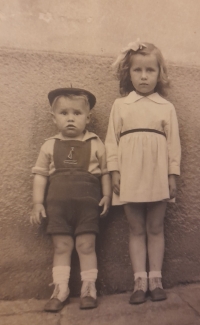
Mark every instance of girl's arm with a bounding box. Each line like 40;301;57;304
30;174;48;224
166;105;181;176
168;174;177;199
99;173;112;217
165;105;181;199
105;101;122;195
96;139;112;217
111;170;120;195
105;101;121;172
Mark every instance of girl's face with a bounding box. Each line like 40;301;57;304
130;53;159;96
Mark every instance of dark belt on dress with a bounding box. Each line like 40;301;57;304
120;128;166;138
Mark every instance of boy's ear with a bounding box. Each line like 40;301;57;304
50;112;56;124
86;112;91;124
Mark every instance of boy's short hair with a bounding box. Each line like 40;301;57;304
48;88;96;110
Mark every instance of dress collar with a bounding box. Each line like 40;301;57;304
124;91;168;104
46;130;98;141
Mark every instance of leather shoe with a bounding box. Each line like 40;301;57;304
44;297;70;312
80;296;97;309
150;288;167;301
129;290;146;304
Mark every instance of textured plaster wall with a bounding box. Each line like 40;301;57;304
0;49;200;299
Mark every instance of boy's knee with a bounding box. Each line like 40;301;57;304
53;238;74;255
76;238;95;255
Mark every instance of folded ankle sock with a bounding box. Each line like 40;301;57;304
52;265;71;302
149;271;163;291
53;265;71;283
80;269;98;282
80;269;98;299
134;272;147;280
149;271;162;279
133;272;148;292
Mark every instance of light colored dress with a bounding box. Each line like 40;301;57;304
105;91;181;204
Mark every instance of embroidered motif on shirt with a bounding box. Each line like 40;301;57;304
64;147;77;165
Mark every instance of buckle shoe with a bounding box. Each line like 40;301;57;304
149;277;167;301
44;296;70;312
151;287;167;301
129;277;147;305
44;284;70;312
80;281;97;309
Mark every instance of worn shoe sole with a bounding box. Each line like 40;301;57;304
80;296;97;309
129;290;147;304
44;296;70;312
150;288;167;302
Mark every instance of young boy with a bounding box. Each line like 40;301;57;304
30;88;111;312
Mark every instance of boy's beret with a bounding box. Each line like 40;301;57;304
48;88;96;109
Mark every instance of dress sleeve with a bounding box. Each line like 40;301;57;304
165;105;181;175
105;100;122;172
32;143;51;176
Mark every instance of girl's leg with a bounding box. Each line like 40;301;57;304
76;233;98;309
124;203;148;304
124;203;146;273
146;201;167;301
44;235;74;312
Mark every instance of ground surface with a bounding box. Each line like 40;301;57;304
0;283;200;325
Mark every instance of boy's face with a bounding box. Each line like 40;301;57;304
52;96;91;140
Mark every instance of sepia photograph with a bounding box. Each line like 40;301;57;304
0;0;200;324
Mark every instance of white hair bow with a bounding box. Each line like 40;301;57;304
112;38;146;68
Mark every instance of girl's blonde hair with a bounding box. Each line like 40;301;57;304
116;42;170;96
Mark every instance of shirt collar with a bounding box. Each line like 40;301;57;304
124;91;168;104
46;130;98;141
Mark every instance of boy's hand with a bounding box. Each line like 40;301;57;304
168;175;177;199
111;171;120;195
99;196;111;218
30;203;47;225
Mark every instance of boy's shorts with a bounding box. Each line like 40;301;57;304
46;170;101;237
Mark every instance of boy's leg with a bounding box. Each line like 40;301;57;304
44;235;74;312
124;203;148;304
146;201;167;301
76;233;98;309
53;234;74;267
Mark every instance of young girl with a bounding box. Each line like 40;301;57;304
105;40;181;304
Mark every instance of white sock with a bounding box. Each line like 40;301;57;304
80;269;98;282
149;271;162;278
51;265;71;302
80;269;98;299
133;272;148;292
134;272;147;280
149;272;163;291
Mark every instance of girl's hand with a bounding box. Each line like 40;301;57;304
168;175;177;199
99;196;111;217
111;171;120;195
30;203;47;225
